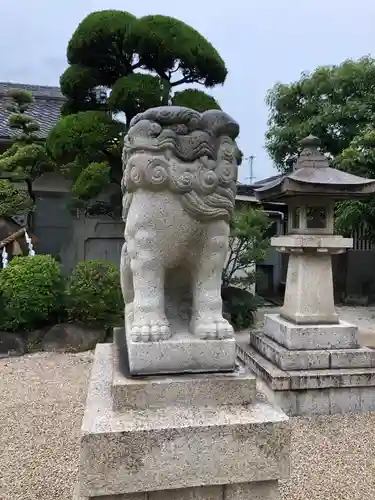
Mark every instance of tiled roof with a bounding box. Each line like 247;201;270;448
0;82;65;140
252;174;283;186
237;184;255;197
237;175;283;197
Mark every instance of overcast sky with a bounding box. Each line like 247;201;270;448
1;0;374;182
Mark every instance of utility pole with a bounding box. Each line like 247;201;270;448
244;155;256;184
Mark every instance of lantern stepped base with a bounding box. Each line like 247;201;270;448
73;343;290;499
237;313;375;416
263;314;359;350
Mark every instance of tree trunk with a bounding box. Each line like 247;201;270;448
161;79;172;105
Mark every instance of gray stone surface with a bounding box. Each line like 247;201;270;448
149;486;222;500
75;482;280;500
257;378;375;416
279;249;340;325
264;314;359;350
74;489;146;500
0;331;26;358
288;368;375;390
237;343;290;391
238;341;375;416
225;481;280;500
239;342;375;390
251;331;375;370
112;343;256;410
250;331;330;370
42;323;105;353
329;347;375;368
125;328;237;375
79;344;290;498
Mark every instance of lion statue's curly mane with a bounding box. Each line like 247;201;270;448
122;106;240;223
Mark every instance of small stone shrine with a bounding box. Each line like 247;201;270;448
74;107;290;499
238;135;375;416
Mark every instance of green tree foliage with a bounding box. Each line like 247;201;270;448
0;143;52;181
172;89;221;112
46;111;123;209
6;88;40;142
265;56;375;236
48;9;225;209
221;207;270;330
0;179;32;217
222;207;270;290
266;57;375;171
0;89;54;216
333;127;375;238
71;162;111;204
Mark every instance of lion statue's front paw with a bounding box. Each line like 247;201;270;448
130;318;171;342
191;317;234;340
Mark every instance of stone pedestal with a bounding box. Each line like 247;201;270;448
74;343;290;499
238;313;375;416
274;234;352;324
281;252;338;324
124;308;236;375
236;232;375;416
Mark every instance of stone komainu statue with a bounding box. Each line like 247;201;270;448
121;106;240;342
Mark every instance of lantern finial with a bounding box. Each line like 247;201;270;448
295;134;328;170
300;134;321;148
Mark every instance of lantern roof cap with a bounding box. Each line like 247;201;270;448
255;135;375;202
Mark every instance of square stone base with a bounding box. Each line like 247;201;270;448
115;327;237;376
112;341;256;411
238;341;375;416
77;344;290;498
264;314;359;350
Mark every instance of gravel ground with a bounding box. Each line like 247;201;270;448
0;351;94;500
280;412;375;500
1;306;375;500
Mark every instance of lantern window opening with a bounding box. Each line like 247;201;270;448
306;206;327;230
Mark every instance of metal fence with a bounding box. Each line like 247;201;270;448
352;224;375;251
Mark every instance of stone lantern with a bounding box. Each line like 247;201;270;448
255;134;375;325
237;135;375;417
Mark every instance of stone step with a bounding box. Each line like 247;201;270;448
238;341;375;390
237;342;290;391
112;343;257;411
251;331;375;370
264;313;359;350
237;341;375;416
251;331;329;370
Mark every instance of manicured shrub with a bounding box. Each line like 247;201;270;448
66;260;123;327
0;255;64;331
222;286;260;330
